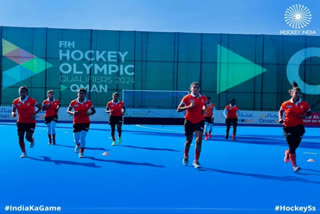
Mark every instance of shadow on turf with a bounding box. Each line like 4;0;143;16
198;167;320;184
85;156;165;168
110;130;318;149
303;168;320;173
54;144;110;151
27;156;101;168
297;168;320;176
210;136;318;149
117;145;179;152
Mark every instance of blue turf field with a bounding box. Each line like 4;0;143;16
0;122;319;214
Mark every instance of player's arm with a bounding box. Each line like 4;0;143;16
299;109;312;119
42;104;51;111
11;105;17;117
177;101;194;112
212;107;216;119
42;101;50;111
278;108;285;123
56;102;61;112
34;103;42;115
202;104;206;115
237;109;244;122
88;106;96;116
67;105;77;115
223;108;228;118
106;106;112;113
31;103;41;120
305;109;312;118
122;106;126;114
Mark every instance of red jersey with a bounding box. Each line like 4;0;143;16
107;101;125;117
12;96;38;123
281;99;311;127
42;98;60;117
181;94;207;124
204;103;215;118
68;98;93;124
225;105;239;119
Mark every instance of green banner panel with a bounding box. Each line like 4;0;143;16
0;26;319;112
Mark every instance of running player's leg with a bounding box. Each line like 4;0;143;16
25;123;35;147
183;135;193;166
193;130;203;168
117;123;122;143
110;123;116;146
208;119;213;138
204;121;209;140
282;127;291;163
51;121;57;145
283;126;300;172
232;119;238;141
288;135;299;171
290;125;305;171
225;119;231;139
183;119;193;165
18;130;25;151
79;130;87;158
73;124;81;153
17;123;26;157
193;120;204;168
25;131;33;143
294;125;305;150
47;121;52;144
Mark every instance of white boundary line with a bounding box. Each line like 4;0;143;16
136;124;184;133
304;152;318;155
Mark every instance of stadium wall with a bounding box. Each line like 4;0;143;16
0;26;319;125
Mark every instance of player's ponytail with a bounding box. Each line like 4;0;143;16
289;81;301;94
292;81;298;88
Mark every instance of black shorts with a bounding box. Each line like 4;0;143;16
184;119;205;136
109;116;123;125
17;123;36;133
45;114;58;124
73;123;90;133
283;124;305;139
226;118;238;125
204;117;214;123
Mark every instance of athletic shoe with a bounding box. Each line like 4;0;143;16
182;157;189;166
111;141;116;146
118;137;122;144
205;136;208;141
79;153;84;158
48;140;52;145
75;144;80;153
208;133;212;139
284;150;290;163
232;138;236;141
193;161;201;168
52;139;56;145
225;134;228;140
293;166;301;173
20;152;27;158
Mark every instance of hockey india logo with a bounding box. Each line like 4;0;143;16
284;4;312;29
